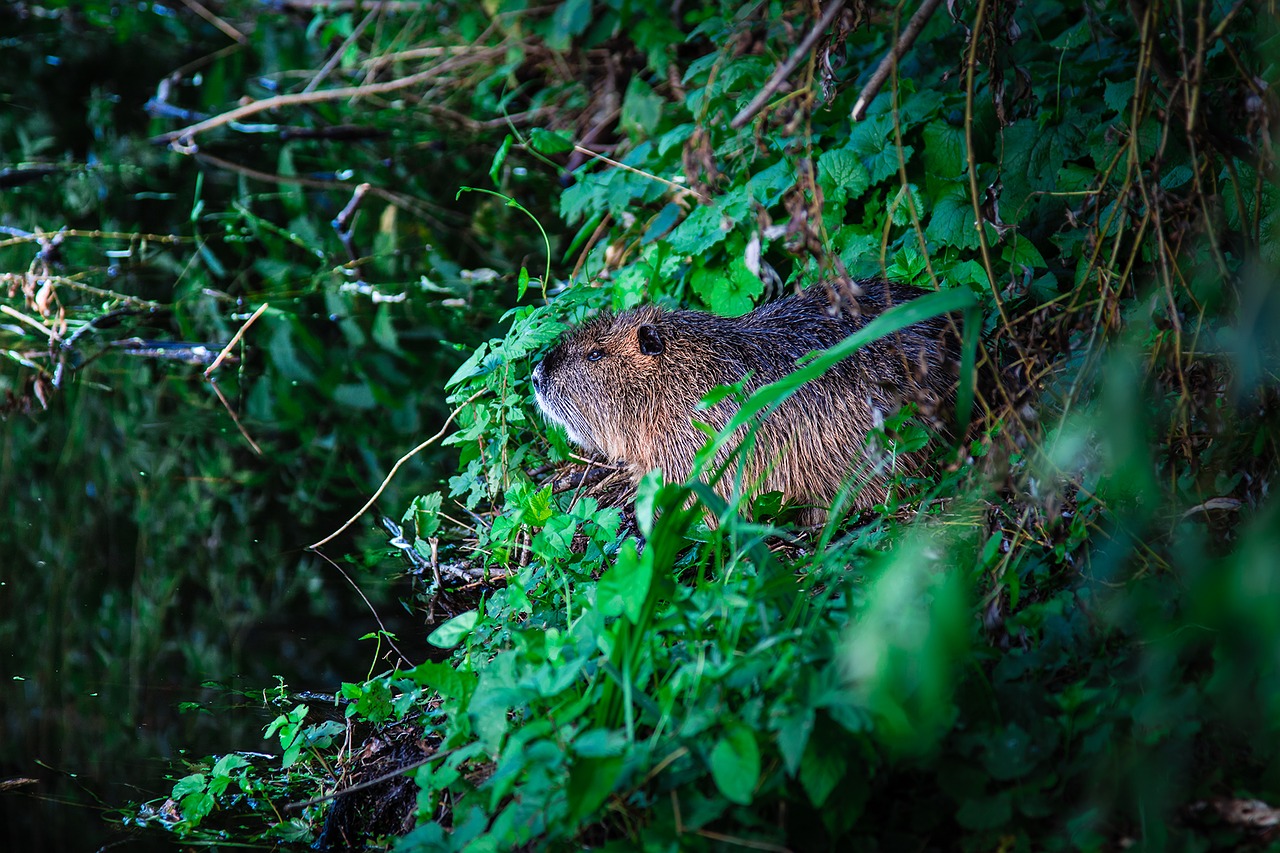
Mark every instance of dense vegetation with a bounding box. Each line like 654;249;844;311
3;0;1277;850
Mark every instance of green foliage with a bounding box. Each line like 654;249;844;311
4;0;1273;850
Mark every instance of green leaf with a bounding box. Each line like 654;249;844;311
620;77;663;139
799;741;846;807
776;708;814;776
709;726;760;806
405;491;443;539
925;182;980;250
956;791;1013;830
597;540;651;623
171;773;206;799
211;754;250;776
489;133;513;185
923;121;966;178
818;148;870;207
530;127;575;156
566;755;625;823
428;610;479;648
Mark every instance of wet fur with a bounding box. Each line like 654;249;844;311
532;280;957;522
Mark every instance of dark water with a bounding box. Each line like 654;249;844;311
0;5;515;849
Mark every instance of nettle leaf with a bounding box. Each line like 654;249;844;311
1000;117;1083;223
1104;79;1136;116
818;148;871;208
666;204;727;255
849;114;912;184
690;256;763;316
710;726;761;805
890;183;926;227
620;77;664;139
746;159;796;205
926;181;981;250
922;121;966;178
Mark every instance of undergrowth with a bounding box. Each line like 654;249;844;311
19;0;1270;849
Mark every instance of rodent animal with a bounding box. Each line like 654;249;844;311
531;279;958;523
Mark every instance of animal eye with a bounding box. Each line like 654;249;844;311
587;348;604;362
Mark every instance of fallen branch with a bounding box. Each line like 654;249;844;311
851;0;944;121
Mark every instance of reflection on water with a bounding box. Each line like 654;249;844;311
0;5;517;848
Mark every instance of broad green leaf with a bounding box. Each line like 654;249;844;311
428;610;479;648
709;726;760;805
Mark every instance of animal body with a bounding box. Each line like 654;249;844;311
531;280;957;522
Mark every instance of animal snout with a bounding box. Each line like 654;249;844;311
531;361;545;390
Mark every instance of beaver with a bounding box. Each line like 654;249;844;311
531;279;958;523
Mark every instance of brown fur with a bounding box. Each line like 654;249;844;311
532;280;958;523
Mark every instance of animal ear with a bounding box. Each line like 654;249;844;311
636;324;664;356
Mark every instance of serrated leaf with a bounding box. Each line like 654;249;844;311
926;182;980;250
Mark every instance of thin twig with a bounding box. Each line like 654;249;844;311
207;377;264;456
308;388;488;549
851;0;944;121
730;0;846;129
284;744;460;811
175;0;248;44
0;304;58;341
153;49;498;145
309;548;415;669
571;145;707;202
205;302;268;377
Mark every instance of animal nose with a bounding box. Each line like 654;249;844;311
531;361;544;389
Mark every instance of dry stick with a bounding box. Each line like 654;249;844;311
203;303;270;455
851;0;944;121
730;0;846;130
303;6;378;94
285;744;463;812
571;145;707;203
153;53;483;145
176;0;248;44
0;304;58;341
962;0;1030;378
308;388;488;550
206;302;268;377
206;378;264;456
